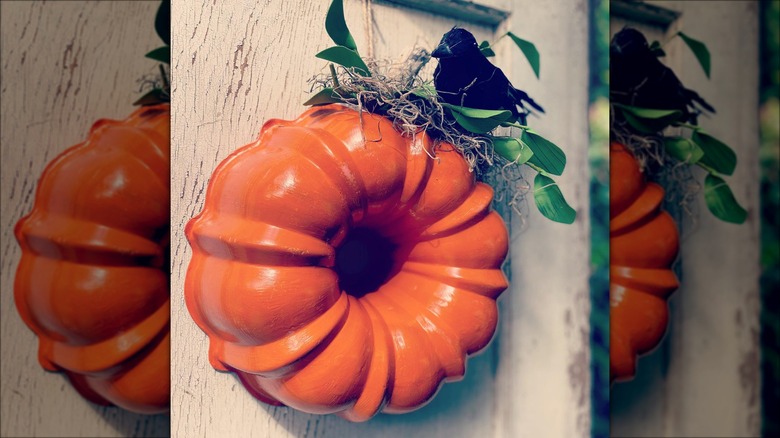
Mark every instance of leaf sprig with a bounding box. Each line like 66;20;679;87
480;32;540;79
304;0;575;224
612;33;746;224
134;0;170;106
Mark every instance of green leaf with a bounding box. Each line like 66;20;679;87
621;111;663;134
614;104;683;120
145;46;170;63
479;40;495;57
614;104;684;133
703;174;747;223
316;46;370;76
677;31;711;78
692;131;737;175
649;40;665;57
507;32;540;79
663;136;704;163
449;111;506;134
522;130;566;176
440;104;512;120
303;87;345;106
133;88;167;106
155;0;170;45
492;136;534;164
441;103;514;134
325;0;357;51
533;173;576;224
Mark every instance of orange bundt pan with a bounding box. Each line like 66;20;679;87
14;104;171;414
610;142;680;382
185;104;509;421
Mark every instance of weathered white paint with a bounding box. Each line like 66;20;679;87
170;0;591;437
609;2;761;437
0;2;170;437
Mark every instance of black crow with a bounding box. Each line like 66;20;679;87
610;27;714;124
432;27;544;125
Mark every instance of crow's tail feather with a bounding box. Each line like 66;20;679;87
683;87;716;113
510;87;545;113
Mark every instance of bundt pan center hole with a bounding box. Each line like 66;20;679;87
334;227;397;298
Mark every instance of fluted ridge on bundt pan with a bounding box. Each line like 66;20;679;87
185;104;508;421
609;142;679;382
14;104;171;414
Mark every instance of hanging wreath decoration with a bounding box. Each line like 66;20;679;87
609;27;746;383
305;0;575;224
185;0;574;421
14;1;171;413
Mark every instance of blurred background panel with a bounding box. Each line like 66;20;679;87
170;0;602;437
0;1;169;437
609;1;772;437
588;1;610;438
759;1;779;437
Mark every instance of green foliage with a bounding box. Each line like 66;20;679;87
325;0;357;50
133;88;167;106
611;31;745;225
316;46;369;76
704;174;748;223
492;136;534;164
135;1;170;106
649;40;666;57
614;104;684;133
677;31;711;78
615;105;683;120
692;130;737;175
440;104;514;134
533;174;576;224
145;46;170;63
522;130;566;176
155;0;170;46
507;32;540;79
318;0;369;76
480;32;540;79
615;101;747;223
302;87;342;106
305;0;574;224
479;41;495;58
664;136;704;164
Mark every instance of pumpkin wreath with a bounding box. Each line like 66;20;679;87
609;27;746;382
185;0;575;421
14;1;171;413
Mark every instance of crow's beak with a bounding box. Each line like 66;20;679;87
431;43;452;58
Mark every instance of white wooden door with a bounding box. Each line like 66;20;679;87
609;2;761;437
0;2;170;437
170;0;592;437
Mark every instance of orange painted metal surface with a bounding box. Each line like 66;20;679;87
610;142;680;382
14;104;170;414
185;104;509;421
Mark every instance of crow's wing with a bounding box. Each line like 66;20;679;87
482;63;545;114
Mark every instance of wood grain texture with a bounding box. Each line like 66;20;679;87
170;0;591;437
610;2;761;437
498;1;592;437
0;2;169;437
